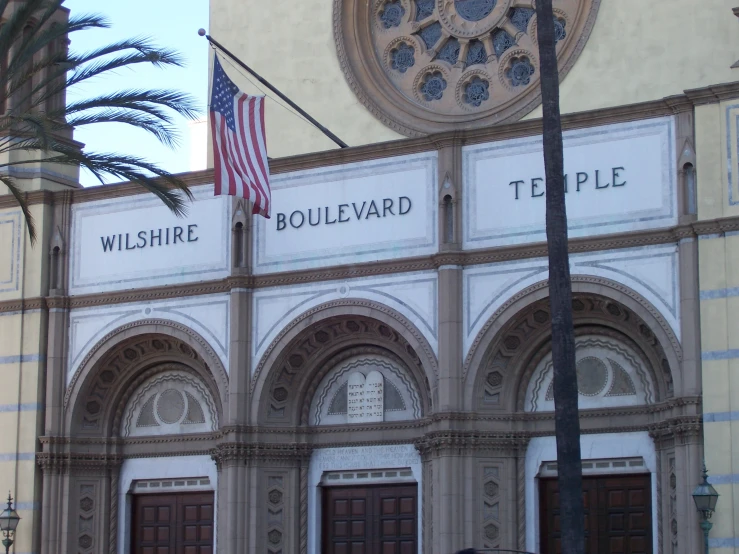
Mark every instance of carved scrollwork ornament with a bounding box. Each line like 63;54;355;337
334;0;601;135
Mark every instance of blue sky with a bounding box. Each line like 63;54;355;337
64;0;209;186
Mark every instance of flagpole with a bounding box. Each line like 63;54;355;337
199;29;350;149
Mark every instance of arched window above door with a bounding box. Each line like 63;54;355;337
525;335;655;412
309;355;422;425
121;369;218;437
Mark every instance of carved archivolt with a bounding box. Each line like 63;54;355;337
252;299;437;425
469;292;677;412
66;319;228;410
334;0;601;135
67;324;225;436
257;316;433;426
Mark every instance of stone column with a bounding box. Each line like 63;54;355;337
678;234;702;396
40;191;73;554
418;435;465;553
38;457;64;554
214;447;250;554
652;421;703;554
50;455;121;554
227;198;252;425
226;284;252;424
435;139;464;413
216;202;254;553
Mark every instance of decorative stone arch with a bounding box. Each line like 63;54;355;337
463;277;683;412
251;299;438;425
65;319;228;437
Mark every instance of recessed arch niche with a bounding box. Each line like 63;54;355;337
252;301;437;426
466;289;679;413
66;320;227;437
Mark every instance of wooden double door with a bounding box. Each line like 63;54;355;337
323;484;418;554
131;492;214;554
540;474;652;554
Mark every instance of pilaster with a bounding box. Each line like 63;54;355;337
435;139;464;413
44;192;72;436
651;419;703;554
678;235;702;397
227;199;253;425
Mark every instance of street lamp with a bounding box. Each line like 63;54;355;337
692;462;719;553
0;492;20;554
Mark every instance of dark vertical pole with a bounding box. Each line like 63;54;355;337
534;2;585;554
200;30;349;149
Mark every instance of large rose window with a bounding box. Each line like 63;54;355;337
334;0;600;136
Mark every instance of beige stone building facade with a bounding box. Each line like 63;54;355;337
1;0;739;553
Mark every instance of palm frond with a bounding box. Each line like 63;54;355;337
0;0;48;57
0;2;204;245
65;89;200;121
66;40;186;89
61;150;194;216
3;1;66;76
0;174;36;245
65;109;182;148
3;139;194;213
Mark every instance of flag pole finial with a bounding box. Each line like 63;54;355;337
198;28;206;37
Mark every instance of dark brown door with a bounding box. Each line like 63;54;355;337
323;484;417;554
540;474;652;554
132;492;214;554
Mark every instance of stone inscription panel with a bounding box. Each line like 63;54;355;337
254;152;438;274
313;445;420;472
347;372;365;422
70;186;230;295
463;117;676;249
364;371;384;422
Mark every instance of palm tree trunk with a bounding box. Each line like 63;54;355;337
534;1;585;553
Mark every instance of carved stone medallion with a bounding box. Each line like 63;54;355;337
334;0;601;136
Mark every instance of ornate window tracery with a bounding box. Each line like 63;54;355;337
121;370;218;437
391;41;416;72
380;0;406;28
415;0;435;20
525;336;655;412
335;0;600;135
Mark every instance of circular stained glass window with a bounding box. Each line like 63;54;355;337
334;0;601;136
454;0;496;22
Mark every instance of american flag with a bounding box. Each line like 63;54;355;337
210;56;271;218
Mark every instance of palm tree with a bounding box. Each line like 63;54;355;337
0;0;200;243
534;1;585;553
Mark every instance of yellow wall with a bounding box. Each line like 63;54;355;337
210;0;739;158
0;204;50;554
697;98;739;551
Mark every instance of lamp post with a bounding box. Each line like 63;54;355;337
0;492;20;554
692;462;720;554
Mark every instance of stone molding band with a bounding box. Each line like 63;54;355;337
1;216;734;315
0;78;734;213
37;410;702;464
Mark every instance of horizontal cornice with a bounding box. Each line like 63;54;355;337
684;80;739;106
0;216;731;313
0;80;729;210
35;401;701;460
0;188;55;210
